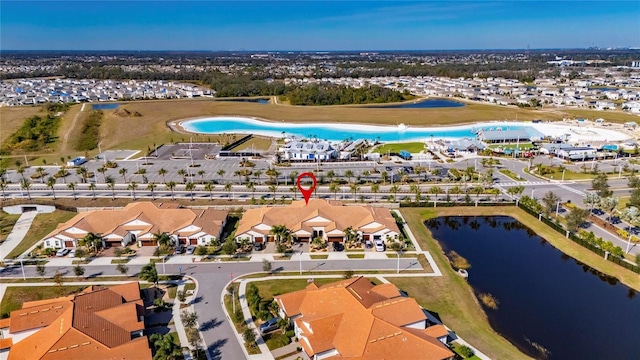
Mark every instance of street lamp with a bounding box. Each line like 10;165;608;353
531;188;536;199
19;258;26;280
556;201;561;217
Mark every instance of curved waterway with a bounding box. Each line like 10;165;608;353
425;216;640;360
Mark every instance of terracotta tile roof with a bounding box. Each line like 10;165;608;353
6;283;151;360
44;202;227;244
275;277;454;360
236;199;400;240
9;300;73;333
0;338;13;350
0;317;11;328
422;324;450;339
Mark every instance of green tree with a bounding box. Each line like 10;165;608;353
583;192;601;211
46;176;57;200
566;207;590;232
371;183;380;201
36;263;46;277
150;333;183;360
166;181;177;200
181;310;199;328
139;263;159;284
158;168;168;184
20;178;31;200
73;265;85;278
600;197;620;224
592;172;612;198
243;328;257;348
116;263;129;276
262;259;272;273
221;237;238;255
185;182;195;201
541;191;561;216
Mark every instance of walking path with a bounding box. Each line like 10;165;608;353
0;211;37;260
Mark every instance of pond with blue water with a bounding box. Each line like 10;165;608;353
426;216;640;359
363;99;465;109
91;103;120;110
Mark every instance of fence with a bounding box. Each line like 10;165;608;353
517;202;639;274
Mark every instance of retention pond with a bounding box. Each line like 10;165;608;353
425;216;640;360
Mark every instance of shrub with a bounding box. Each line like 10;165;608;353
479;293;499;310
457;345;474;358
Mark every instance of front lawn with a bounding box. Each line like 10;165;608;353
374;142;425;154
1;285;88;318
5;210;76;259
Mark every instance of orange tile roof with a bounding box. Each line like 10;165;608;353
275;277;454;360
422;325;450;339
236;199;400;240
7;282;151;360
0;317;11;328
44;202;227;243
0;338;13;350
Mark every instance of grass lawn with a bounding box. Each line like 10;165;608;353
166;283;178;299
309;254;328;259
617;197;630;210
0;105;46;144
1;285;88;318
498;169;525;181
111;258;131;264
346;254;365;259
250;278;341;301
184;282;196;292
5;210;76;259
561;109;640;124
374;142;425;154
231;136;273;151
1;213;21;243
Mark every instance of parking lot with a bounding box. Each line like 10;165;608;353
154;143;222;161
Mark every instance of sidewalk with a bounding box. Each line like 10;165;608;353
0;211;37;260
238;279;274;359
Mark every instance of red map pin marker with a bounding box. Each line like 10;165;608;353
296;172;317;205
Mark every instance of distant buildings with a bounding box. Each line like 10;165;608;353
0;283;151;360
43;202;227;249
279;140;338;161
274;277;454;360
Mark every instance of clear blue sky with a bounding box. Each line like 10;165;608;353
2;1;638;50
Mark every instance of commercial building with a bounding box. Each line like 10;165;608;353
274;277;454;360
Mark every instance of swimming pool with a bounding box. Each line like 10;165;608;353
180;116;539;142
92;103;120;110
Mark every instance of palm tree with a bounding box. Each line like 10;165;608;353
147;182;157;200
204;182;214;200
119;167;128;183
381;171;388;185
330;182;340;200
185;182;195;201
253;170;262;185
17;167;26;181
76;167;88;183
68;182;77;200
288;171;298;185
0;179;8;200
106;176;116;200
20;178;31;200
177;169;187;183
137;168;147;183
128;181;138;200
371;183;380;201
224;182;232;201
88;183;97;200
216;169;226;182
344;170;354;184
233;170;243;184
81;232;103;253
56;168;69;184
35;167;46;183
410;184;421;202
246;181;256;200
166;181;177;201
158;168;168;184
326;170;336;184
389;184;400;201
97;166;108;183
47;176;57;200
350;183;360;200
198;170;206;183
153;232;172;249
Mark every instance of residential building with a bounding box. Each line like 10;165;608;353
235;199;400;243
0;283;151;360
274;277;454;360
42;202;227;249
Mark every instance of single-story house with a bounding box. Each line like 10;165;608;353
235;199;400;244
274;277;454;360
42;202;227;249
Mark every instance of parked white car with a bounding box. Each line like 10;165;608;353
374;240;385;252
56;248;70;257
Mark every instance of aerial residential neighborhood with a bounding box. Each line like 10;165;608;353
2;1;640;360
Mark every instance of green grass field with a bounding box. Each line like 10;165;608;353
1;285;88;318
5;210;76;259
374;142;425;154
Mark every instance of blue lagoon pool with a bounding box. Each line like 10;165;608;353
180;116;535;142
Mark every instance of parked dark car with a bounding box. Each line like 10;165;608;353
332;242;344;252
253;242;264;251
259;318;279;334
174;245;184;255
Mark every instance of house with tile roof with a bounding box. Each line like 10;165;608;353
42;202;227;249
235;199;400;244
274;277;454;360
0;282;151;360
